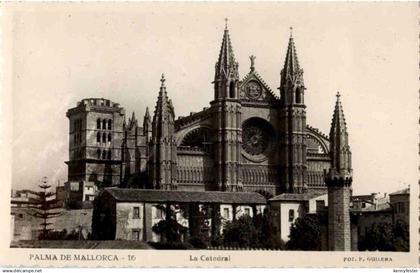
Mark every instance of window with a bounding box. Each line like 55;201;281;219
102;150;107;159
108;133;112;142
102;133;106;143
154;208;164;219
362;202;366;208
102;119;107;130
223;208;230;219
97;149;101;159
107;150;112;160
244;208;250;216
132;229;140;241
316;200;325;211
295;88;302;104
229;81;235;98
397;202;405;213
108;119;112;130
133;207;140;219
97;119;101;129
288;209;295;222
97;132;101;143
70;182;79;191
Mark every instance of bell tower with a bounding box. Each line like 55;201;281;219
211;19;243;191
325;92;353;251
279;28;307;193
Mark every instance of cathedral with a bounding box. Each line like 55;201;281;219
67;22;353;250
66;23;352;198
120;24;335;197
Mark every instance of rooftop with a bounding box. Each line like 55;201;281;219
269;191;326;202
102;188;267;204
389;188;410;196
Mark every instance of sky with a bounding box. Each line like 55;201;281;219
4;3;418;195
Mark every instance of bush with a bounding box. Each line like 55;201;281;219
358;220;409;252
223;215;259;248
286;214;323;251
148;241;193;250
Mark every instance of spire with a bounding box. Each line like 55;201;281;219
280;28;303;85
154;74;169;116
128;111;137;129
144;106;150;120
215;19;238;81
329;92;352;174
143;107;151;134
330;92;347;135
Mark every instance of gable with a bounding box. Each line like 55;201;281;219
239;71;278;104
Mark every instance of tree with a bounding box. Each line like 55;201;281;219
27;177;62;239
221;212;284;249
286;214;323;250
151;204;188;243
358;220;409;252
223;215;259;248
188;204;213;249
254;212;285;249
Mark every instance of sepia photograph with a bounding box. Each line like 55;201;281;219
0;2;418;268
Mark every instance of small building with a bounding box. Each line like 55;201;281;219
389;188;409;225
268;191;328;242
11;189;37;208
351;192;389;211
92;188;267;242
64;180;97;208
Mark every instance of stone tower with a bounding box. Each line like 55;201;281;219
279;31;307;193
211;21;243;191
149;74;178;190
66;98;125;188
325;92;353;251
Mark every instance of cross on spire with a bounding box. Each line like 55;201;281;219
336;92;341;98
289;26;293;38
224;18;228;30
160;73;166;86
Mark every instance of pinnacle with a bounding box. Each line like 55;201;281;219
330;92;347;135
145;106;150;118
215;20;237;78
154;74;173;121
282;33;300;78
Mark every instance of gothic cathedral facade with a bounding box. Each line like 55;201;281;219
119;25;340;198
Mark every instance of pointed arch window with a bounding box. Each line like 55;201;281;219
102;133;106;143
97;149;101;159
108;119;112;130
229;81;236;98
97;119;101;129
97;132;101;143
102;150;107;159
107;150;112;160
102;119;107;130
295;88;302;104
108;133;112;143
